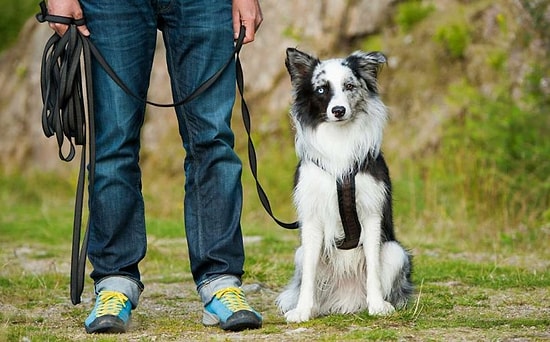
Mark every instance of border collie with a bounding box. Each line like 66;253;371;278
276;48;413;323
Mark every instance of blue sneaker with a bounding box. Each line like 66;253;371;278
203;287;262;331
85;290;131;334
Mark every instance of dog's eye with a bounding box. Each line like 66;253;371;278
316;87;325;94
345;83;355;91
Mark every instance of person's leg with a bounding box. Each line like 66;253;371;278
159;0;261;330
79;0;158;332
159;0;244;292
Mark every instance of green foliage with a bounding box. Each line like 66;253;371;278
518;0;550;46
486;50;507;71
395;1;435;32
384;2;549;252
360;34;383;52
438;76;550;225
434;22;471;58
0;172;76;244
282;24;302;42
0;0;39;51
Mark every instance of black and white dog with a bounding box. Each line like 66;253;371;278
276;48;413;323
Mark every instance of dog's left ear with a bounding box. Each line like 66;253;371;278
346;51;387;87
285;48;320;87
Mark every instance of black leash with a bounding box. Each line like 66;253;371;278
236;56;299;230
36;1;298;305
37;5;96;304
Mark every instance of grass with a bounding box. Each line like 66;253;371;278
0;172;549;341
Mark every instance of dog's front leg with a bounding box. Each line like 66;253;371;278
364;216;395;316
285;223;323;323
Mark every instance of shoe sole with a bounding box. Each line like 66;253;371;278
85;315;128;334
219;310;262;332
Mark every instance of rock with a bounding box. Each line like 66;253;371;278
0;0;395;173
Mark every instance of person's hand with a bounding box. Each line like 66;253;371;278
232;0;263;44
46;0;90;36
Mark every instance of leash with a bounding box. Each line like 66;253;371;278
36;1;298;305
236;57;299;230
37;3;96;304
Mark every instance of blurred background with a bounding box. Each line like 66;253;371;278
1;0;549;255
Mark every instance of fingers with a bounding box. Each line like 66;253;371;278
242;19;261;44
233;0;263;44
46;0;90;37
48;22;90;37
77;24;91;37
234;19;258;44
49;22;68;37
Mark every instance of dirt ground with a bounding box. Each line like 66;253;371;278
2;243;549;341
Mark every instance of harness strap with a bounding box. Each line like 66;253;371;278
336;170;362;250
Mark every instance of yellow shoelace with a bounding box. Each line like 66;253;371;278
95;291;128;317
213;287;253;312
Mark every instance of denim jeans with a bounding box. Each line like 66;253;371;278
80;0;245;307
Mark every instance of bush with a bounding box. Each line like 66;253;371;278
395;1;435;32
434;23;471;59
0;0;38;51
437;77;550;225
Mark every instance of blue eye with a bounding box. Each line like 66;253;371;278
316;87;325;94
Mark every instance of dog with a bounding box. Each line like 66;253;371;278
276;48;413;323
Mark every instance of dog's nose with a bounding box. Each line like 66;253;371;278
332;106;346;118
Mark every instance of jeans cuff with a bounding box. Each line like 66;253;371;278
95;276;143;309
197;275;241;305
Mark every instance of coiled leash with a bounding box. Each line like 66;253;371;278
36;1;96;305
36;1;298;305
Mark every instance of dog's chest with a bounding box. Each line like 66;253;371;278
294;163;386;233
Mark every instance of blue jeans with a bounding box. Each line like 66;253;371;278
80;0;245;307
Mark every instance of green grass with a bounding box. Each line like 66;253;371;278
1;172;549;341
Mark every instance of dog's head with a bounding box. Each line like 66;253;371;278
285;48;386;126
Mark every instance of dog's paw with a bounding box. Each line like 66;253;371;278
284;308;312;323
368;300;395;316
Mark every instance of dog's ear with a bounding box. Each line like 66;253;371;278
285;48;319;86
347;51;387;79
346;51;387;92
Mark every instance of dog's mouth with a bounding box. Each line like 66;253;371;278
324;114;351;123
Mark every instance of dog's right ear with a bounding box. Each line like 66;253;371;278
285;48;319;85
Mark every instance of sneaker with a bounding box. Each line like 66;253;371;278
84;290;132;334
203;287;262;331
